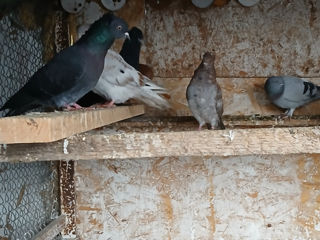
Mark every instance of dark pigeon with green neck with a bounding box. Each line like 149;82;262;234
1;12;128;117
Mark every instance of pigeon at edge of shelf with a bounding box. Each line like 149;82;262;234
0;13;129;117
186;52;225;130
264;76;320;118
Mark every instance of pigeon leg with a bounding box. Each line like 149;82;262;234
198;122;205;131
100;100;115;108
70;103;83;109
65;103;83;111
279;108;295;120
89;100;115;109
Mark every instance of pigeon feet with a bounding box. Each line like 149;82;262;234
65;103;83;111
198;123;205;131
100;100;115;108
90;100;116;109
278;108;294;120
278;114;290;120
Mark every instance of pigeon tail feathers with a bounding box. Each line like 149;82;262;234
136;73;170;109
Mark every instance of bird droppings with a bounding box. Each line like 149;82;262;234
63;139;69;154
222;130;235;141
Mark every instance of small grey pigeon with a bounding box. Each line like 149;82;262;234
0;13;129;117
92;50;170;109
264;76;320;117
186;52;225;130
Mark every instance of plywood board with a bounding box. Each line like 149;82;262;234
74;154;320;239
144;0;320;78
0;105;144;144
148;77;320;117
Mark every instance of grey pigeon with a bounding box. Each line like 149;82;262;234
0;13;129;117
264;76;320;117
186;52;225;130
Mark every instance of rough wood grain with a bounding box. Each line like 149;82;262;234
32;215;66;240
0;105;144;144
1;126;320;162
145;0;320;78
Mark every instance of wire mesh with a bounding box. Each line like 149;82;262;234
0;11;61;240
0;13;43;116
0;161;61;240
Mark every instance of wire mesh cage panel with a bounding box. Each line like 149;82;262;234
0;162;61;240
0;13;43;117
0;11;62;240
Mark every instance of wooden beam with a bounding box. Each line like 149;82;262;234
113;116;320;130
60;161;77;238
0;105;144;144
32;215;66;240
1;126;320;162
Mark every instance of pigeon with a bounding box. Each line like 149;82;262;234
77;26;146;107
119;26;154;80
92;49;170;109
119;27;143;71
186;52;225;130
0;12;129;117
264;76;320;117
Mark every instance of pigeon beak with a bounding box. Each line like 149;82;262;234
124;32;130;40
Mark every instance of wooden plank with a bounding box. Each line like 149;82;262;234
32;215;66;240
0;105;145;144
1;126;320;162
60;161;77;238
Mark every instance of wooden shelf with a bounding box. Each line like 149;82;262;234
0;105;145;144
1;117;319;162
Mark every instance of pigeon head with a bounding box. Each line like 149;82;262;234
202;52;215;66
129;27;144;43
109;16;129;39
79;13;128;45
264;76;284;100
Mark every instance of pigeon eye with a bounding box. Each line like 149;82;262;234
117;25;122;31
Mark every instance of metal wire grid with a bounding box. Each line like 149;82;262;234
0;161;61;240
0;13;43;117
0;12;61;240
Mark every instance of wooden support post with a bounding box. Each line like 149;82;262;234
60;161;77;238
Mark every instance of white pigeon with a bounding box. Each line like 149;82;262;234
92;49;170;109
